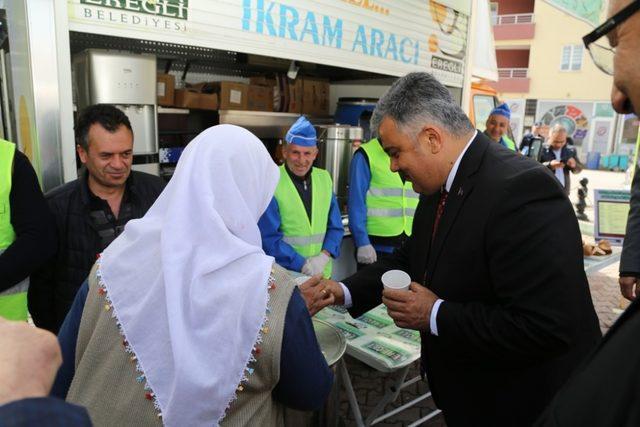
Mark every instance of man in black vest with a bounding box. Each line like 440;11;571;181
317;72;601;426
29;105;164;333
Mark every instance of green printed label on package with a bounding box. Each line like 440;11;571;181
314;309;333;321
393;329;421;344
316;305;349;322
327;305;348;314
371;307;393;321
334;322;365;341
357;312;393;329
363;340;411;364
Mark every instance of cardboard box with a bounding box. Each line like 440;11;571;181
247;85;273;112
156;74;175;106
216;81;248;110
302;78;329;116
173;88;218;110
288;78;303;114
249;76;277;87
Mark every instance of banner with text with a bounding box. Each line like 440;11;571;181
68;0;468;87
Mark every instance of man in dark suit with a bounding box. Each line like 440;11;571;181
319;72;601;426
534;1;640;425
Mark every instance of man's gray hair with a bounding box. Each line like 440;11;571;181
550;123;568;135
371;72;474;138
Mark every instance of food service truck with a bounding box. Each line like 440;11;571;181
0;0;498;192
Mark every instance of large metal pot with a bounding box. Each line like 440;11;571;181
315;125;363;213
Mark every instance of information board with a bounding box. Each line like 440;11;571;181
594;189;631;245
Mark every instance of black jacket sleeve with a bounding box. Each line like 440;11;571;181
0;397;92;427
535;300;640;427
519;134;532;151
343;237;412;318
0;151;57;291
620;165;640;276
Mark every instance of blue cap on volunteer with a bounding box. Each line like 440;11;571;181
285;116;317;147
490;103;511;120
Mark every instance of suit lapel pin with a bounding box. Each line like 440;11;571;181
457;187;464;196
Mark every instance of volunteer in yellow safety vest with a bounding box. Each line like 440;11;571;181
258;116;344;278
484;103;517;151
0;139;56;321
348;138;419;267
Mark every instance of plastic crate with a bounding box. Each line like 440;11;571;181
619;155;629;171
600;155;616;170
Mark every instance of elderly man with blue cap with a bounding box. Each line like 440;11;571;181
258;116;343;278
484;103;517;151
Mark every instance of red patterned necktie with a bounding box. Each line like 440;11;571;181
431;189;449;241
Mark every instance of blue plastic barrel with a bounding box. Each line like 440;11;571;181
586;152;601;170
334;98;378;126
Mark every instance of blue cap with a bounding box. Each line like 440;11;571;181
285;116;316;147
490;103;511;120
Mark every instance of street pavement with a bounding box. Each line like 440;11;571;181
570;169;632;331
336;169;631;426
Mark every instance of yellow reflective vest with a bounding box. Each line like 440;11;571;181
273;165;333;278
0;139;29;321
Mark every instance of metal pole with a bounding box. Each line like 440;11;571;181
339;359;365;427
461;0;479;114
6;0;75;189
365;365;411;425
370;392;433;425
406;408;443;427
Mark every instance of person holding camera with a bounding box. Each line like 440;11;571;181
519;121;544;158
540;124;582;195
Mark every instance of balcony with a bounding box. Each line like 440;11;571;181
493;13;536;40
498;68;529;78
490;68;531;93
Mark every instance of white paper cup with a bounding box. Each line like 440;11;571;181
381;270;411;291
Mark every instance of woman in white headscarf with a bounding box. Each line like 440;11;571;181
52;125;334;426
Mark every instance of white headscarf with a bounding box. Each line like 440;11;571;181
98;125;280;426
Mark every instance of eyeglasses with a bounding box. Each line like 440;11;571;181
582;0;640;75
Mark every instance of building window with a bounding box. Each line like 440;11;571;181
473;94;497;132
491;2;499;25
560;45;583;71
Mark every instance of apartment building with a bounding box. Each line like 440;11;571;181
490;0;637;158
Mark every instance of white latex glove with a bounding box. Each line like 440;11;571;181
302;252;331;276
357;244;377;264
